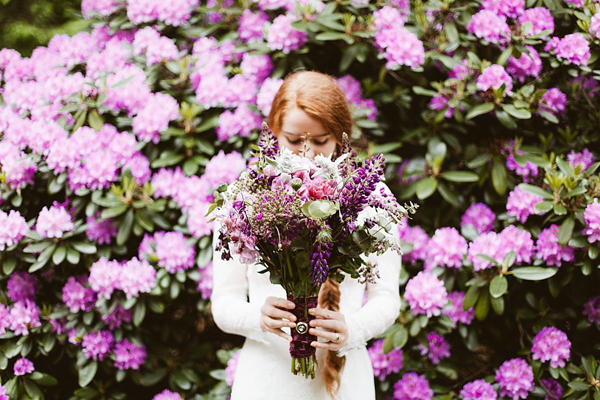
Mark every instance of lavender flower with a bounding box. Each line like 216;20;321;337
468;11;510;44
541;378;563;400
418;332;450;364
62;276;96;313
518;7;553;36
532;327;571;368
0;210;29;250
225;350;241;387
507;46;542;82
476;64;513;94
404;271;448;317
101;303;133;329
114;339;146;370
444;291;475;327
583;296;600;324
538;88;567;115
506;186;543;223
267;14;307;54
368;340;404;381
154;232;196;273
13;358;34;376
495;358;534;399
36;205;74;238
568;148;595;171
425;227;468;269
82;330;114;361
535;224;575;267
460;379;497;399
393;373;433;400
7;272;39;303
86;213;118;245
555;34;590;66
461;203;495;234
583;198;600;242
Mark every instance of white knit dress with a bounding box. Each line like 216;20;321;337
210;184;402;400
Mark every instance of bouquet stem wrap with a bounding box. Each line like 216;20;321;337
288;295;318;378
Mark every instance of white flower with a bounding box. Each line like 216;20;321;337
313;153;348;181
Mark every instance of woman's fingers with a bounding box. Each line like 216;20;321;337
261;297;296;321
309;318;343;331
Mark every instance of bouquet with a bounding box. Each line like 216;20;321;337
209;123;417;378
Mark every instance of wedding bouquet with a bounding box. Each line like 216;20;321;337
209;123;417;378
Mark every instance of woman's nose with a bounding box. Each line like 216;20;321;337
301;145;315;159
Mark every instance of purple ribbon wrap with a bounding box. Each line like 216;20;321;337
287;295;318;359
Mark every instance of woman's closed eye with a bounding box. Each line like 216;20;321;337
288;138;329;146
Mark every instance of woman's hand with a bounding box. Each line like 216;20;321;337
308;307;349;351
259;296;297;341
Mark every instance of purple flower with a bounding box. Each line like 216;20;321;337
0;384;9;400
123;153;152;184
468;232;502;271
518;7;553;36
541;378;563;400
174;175;212;212
418;332;450;364
241;53;273;84
444;291;475;327
188;202;215;239
197;262;213;300
505;147;539;182
591;14;600;39
468;11;510;45
375;25;425;69
13;358;34;376
101;303;132;329
538;88;567;115
495;358;534;399
393;373;433;400
9;300;41;336
335;75;363;105
153;390;183;400
368;340;404;381
114;339;146;370
203;150;247;189
133;27;178;66
267;14;307;54
62;276;96;313
89;258;122;299
132;92;179;143
482;0;525;18
0;304;10;335
0;210;29;250
126;0;198;26
238;10;269;43
506;186;544;223
119;257;156;298
497;225;535;264
81;0;118;18
583;198;600;242
564;0;584;6
82;330;114;361
507;46;542;82
425;227;468;269
583;296;600;324
0;143;37;189
154;232;196;273
461;203;496;234
256;77;284;116
568;148;595;171
532;326;571;368
460;379;497;399
555;34;590;66
373;6;406;29
225;350;241;387
86;213;118;245
476;64;513;95
216;105;262;142
404;271;448;317
35;205;74;238
535;224;575;267
151;167;186;199
397;223;429;264
7;272;39;303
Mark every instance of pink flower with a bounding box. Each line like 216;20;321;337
0;210;29;250
238;10;269;43
154;232;196;273
482;0;525;18
476;64;513;94
132;93;179;143
62;276;96;313
535;224;575;267
495;358;534;399
555;33;590;66
368;340;403;381
225;350;241;387
443;292;475;327
531;327;571;368
36;205;74;238
216;105;262;142
468;11;510;44
468;232;502;271
197;262;213;300
10;300;41;336
425;227;468;269
13;358;34;376
119;258;156;298
89;258;122;299
518;7;554;36
86;213;118;245
461;203;496;234
507;46;542;82
188;202;215;239
256;77;284;116
397;223;429;264
114;339;147;370
203;151;247;189
82;330;114;361
404;271;448;317
584;198;600;242
267;14;308;54
506;186;543;223
418;332;450;364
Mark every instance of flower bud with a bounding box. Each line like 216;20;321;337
290;177;303;191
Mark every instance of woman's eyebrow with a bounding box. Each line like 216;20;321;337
282;131;330;138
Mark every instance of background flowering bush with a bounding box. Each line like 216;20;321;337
1;0;600;398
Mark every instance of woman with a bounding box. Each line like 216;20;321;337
211;71;401;400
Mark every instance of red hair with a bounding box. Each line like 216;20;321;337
268;70;351;398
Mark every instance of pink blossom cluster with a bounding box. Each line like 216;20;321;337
535;224;575;267
368;340;404;381
132;92;180;143
546;34;590;66
583;198;600;242
531;326;571;368
188;202;215;239
81;0;119;18
481;0;525;18
88;257;156;299
256;77;284;116
0;385;7;400
114;339;147;370
518;7;554;36
505;144;539;183
238;10;269;43
443;291;475;327
266;14;308;54
203;150;248;190
393;373;433;400
139;231;196;273
583;296;600;324
216;105;263;142
82;330;115;360
102;304;133;329
225;350;241;386
461;203;496;234
153;390;183;400
132;27;178;66
495;358;534;399
404;271;448;317
460;379;497;399
126;0;199;26
418;331;450;364
373;9;425;69
241;53;273;84
6;272;39;303
13;358;34;376
507;46;542;82
0;142;37;190
2;300;42;336
197;262;214;299
538;88;567;116
429;95;455;118
506;186;544;223
425;227;467;269
397;223;429;264
86;213;118;245
567;148;595;170
35;205;74;238
335;75;378;120
0;210;29;250
476;64;513;94
591;14;600;39
468;10;511;45
541;379;563;400
467;225;534;270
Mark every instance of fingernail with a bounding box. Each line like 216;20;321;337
288;302;295;308
290;315;297;322
309;321;315;327
289;322;296;328
308;308;315;314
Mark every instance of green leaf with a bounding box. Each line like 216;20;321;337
23;242;52;254
437;181;460;207
491;159;507;196
440;171;479;182
584;161;600;175
71;242;97;254
138;368;168;386
117;209;134;246
467;154;491;168
475;290;490;320
512;267;558;280
173;369;192;390
490;296;505;315
497;45;514;66
24;379;44;399
38;243;57;264
553;203;567;215
489;275;508;298
135;210;154;232
100;204;128;219
463;285;480;310
534;200;553;214
465;103;495;120
79;361;98;387
538;109;559;123
558;216;575;245
30;372;58;386
413;86;438;97
3;257;17;275
315;32;354;44
502;104;531;119
444;22;459;42
568;380;591;391
88;109;104;131
133;300;146;327
52;245;67;265
416;177;438;200
151;153;185;168
517;183;554;200
495;109;518;130
393;326;409;349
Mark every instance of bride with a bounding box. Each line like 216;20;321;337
211;70;402;400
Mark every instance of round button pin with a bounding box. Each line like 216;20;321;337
296;322;308;335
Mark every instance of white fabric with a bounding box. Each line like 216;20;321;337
211;183;402;400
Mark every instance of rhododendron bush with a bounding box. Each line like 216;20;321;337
1;0;600;398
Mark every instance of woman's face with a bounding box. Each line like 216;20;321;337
278;107;337;158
